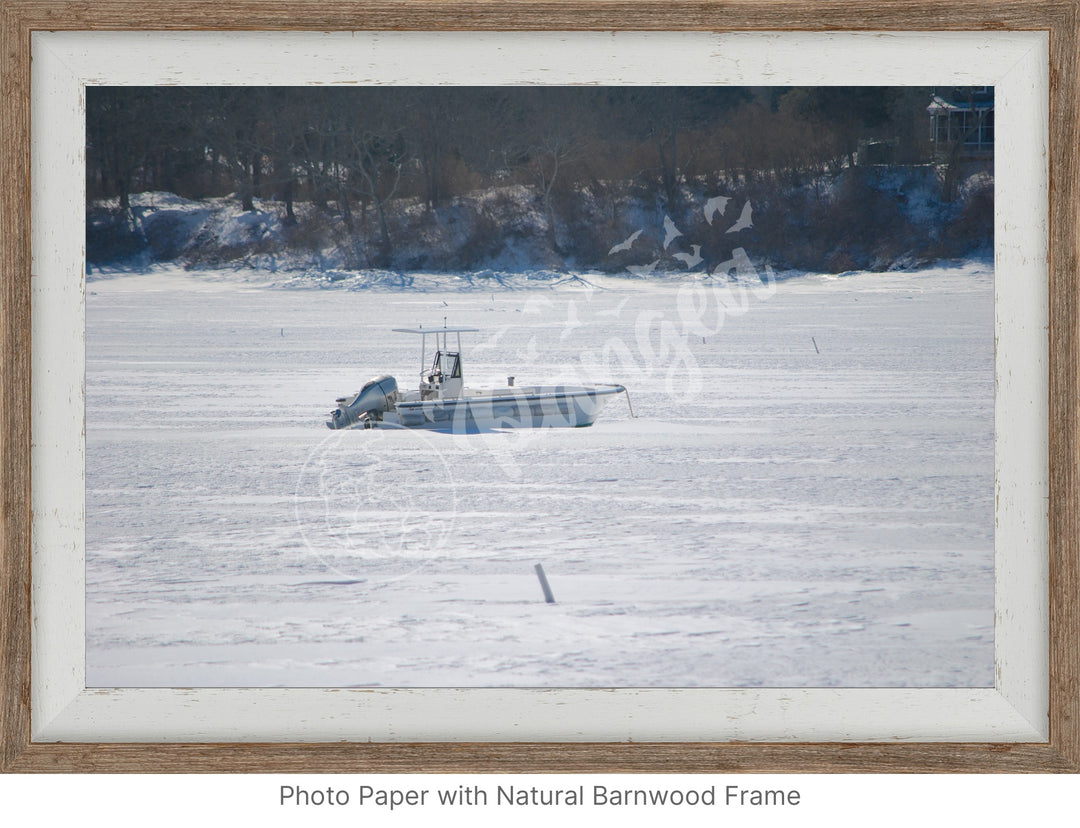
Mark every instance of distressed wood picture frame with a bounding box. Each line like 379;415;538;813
1;1;1078;773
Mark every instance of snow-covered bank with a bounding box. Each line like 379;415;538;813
86;165;993;277
85;264;994;688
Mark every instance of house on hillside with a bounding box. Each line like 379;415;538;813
927;87;994;160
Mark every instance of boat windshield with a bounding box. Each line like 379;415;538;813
429;351;462;379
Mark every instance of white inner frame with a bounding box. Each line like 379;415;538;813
29;30;1049;743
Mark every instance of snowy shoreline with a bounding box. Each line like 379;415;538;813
86;257;994;295
88;161;993;279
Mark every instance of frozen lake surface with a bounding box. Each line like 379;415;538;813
86;264;995;687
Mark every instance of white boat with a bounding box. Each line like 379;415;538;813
327;325;627;431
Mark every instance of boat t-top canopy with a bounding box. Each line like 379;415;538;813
393;326;479;383
393;326;479;335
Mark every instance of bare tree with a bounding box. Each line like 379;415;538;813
342;91;411;263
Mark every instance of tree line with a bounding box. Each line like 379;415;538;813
87;86;936;240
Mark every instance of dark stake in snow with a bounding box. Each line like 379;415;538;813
534;563;556;604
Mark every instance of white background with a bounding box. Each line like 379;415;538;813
2;774;1080;826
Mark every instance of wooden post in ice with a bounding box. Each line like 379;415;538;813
812;336;820;354
534;563;556;604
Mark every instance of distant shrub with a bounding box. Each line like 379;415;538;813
453;207;504;269
86;208;145;265
943;178;994;254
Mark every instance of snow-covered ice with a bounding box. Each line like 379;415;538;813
85;263;994;688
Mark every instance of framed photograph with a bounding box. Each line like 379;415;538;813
2;1;1078;773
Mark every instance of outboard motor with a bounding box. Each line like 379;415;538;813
327;375;399;429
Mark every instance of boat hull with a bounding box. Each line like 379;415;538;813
386;385;624;431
